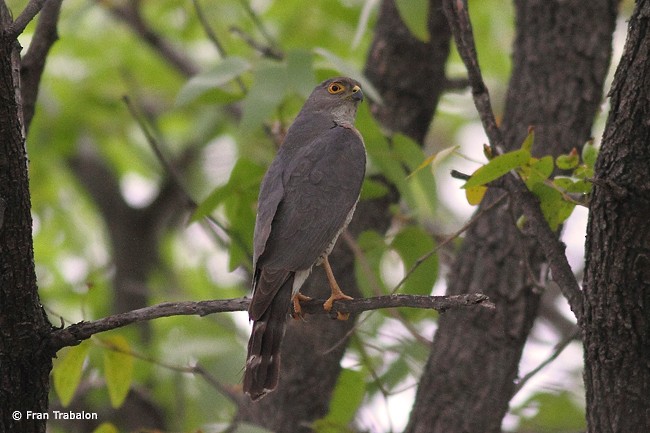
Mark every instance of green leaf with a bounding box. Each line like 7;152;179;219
230;423;275;433
556;149;580;170
516;391;586;432
408;145;460;179
286;49;316;98
581;140;599;167
522;155;554;188
241;61;288;131
360;178;390;200
101;335;134;408
53;340;90;407
520;127;535;152
465;185;487;205
315;369;365;431
357;105;408;191
196;158;265;270
391;226;438;296
354;231;388;296
573;164;594;180
464;148;531;188
530;182;575;231
394;0;430;41
175;57;249;106
191;158;265;223
225;193;256;270
392;134;438;221
91;423;119;433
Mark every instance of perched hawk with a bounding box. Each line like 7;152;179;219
243;77;366;401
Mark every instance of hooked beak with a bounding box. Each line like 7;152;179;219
351;85;364;102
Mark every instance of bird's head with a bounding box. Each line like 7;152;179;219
304;77;364;124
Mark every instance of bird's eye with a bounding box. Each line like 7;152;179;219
327;83;345;94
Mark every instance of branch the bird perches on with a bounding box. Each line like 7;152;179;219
47;293;493;353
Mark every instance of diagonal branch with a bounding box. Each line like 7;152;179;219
20;0;63;134
101;0;199;77
442;0;503;154
6;0;47;38
46;293;493;353
442;0;584;322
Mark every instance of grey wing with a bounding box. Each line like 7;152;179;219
259;125;366;271
252;155;286;269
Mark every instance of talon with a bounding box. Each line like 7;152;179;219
335;311;350;321
323;292;353;312
322;256;353;320
292;292;312;319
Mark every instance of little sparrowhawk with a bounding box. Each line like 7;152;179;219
243;77;366;401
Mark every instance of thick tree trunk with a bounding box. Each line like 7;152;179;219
364;0;450;143
0;5;53;433
405;1;616;432
236;1;451;431
583;2;650;431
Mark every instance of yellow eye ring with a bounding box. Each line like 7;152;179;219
327;82;346;94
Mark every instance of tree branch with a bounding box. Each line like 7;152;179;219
6;0;47;38
441;0;503;154
442;0;584;322
47;293;493;353
102;0;199;77
192;0;248;93
20;0;63;134
122;95;250;260
512;328;580;395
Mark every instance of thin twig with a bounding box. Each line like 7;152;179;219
229;26;284;60
102;1;199;77
442;0;503;154
391;192;508;294
192;0;247;94
237;0;281;55
342;231;432;347
513;329;581;395
122;95;253;260
326;194;507;355
95;338;240;403
47;293;493;352
122;96;187;194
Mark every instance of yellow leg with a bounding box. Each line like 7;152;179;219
322;256;353;320
292;292;311;319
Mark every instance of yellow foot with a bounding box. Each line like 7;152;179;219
323;292;353;320
292;292;312;319
323;291;353;312
322;256;353;320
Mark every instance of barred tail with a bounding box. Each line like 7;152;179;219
243;276;292;401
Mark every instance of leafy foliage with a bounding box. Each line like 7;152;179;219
462;130;597;230
53;341;91;407
20;0;589;431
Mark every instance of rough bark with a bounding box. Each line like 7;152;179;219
583;2;650;431
235;1;451;430
0;4;53;433
364;0;450;144
405;1;617;433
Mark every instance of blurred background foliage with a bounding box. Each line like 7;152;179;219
8;0;628;431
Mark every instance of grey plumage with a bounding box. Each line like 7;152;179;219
244;77;366;400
